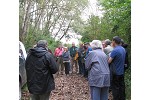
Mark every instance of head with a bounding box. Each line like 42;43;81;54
64;47;68;51
120;39;124;46
79;43;83;48
37;40;48;49
90;40;103;49
122;43;128;48
83;42;89;50
86;42;90;46
83;44;87;50
72;42;75;47
102;41;106;48
85;42;91;47
111;36;121;47
105;39;111;47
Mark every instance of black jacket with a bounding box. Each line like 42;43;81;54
122;44;129;70
25;47;58;95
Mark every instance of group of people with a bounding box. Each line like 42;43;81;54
53;42;93;78
85;36;128;100
25;36;129;100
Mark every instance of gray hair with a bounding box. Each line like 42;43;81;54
37;40;48;48
90;40;103;49
105;39;111;46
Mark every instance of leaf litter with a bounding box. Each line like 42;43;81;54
21;73;113;100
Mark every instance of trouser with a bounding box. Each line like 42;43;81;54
64;62;70;75
112;74;125;100
71;57;78;73
78;58;84;75
57;57;64;74
109;66;113;91
30;92;50;100
90;86;109;100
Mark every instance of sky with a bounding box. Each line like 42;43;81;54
81;0;103;21
60;0;103;45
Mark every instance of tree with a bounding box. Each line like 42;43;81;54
79;15;102;42
19;0;88;49
19;0;88;41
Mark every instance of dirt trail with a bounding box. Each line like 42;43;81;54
51;74;90;100
22;73;113;100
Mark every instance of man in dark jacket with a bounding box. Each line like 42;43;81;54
25;40;58;100
120;39;129;71
83;42;92;78
69;42;78;73
78;43;84;75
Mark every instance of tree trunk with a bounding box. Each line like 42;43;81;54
22;0;32;35
59;19;72;40
54;17;65;39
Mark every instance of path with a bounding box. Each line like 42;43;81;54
51;74;90;100
21;73;113;100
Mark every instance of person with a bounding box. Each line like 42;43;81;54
70;42;78;73
108;36;126;100
54;44;64;74
102;40;106;49
80;45;86;77
19;41;27;59
25;40;58;100
85;40;110;100
33;44;37;48
78;43;84;75
121;39;129;71
104;39;114;92
62;47;70;76
83;42;92;78
85;42;92;55
104;39;113;56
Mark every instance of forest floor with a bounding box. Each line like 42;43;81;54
21;73;113;100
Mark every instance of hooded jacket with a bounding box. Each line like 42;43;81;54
25;47;58;94
85;48;110;87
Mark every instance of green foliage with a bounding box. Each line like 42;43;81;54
99;0;131;40
81;15;101;42
22;25;60;52
125;68;131;100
